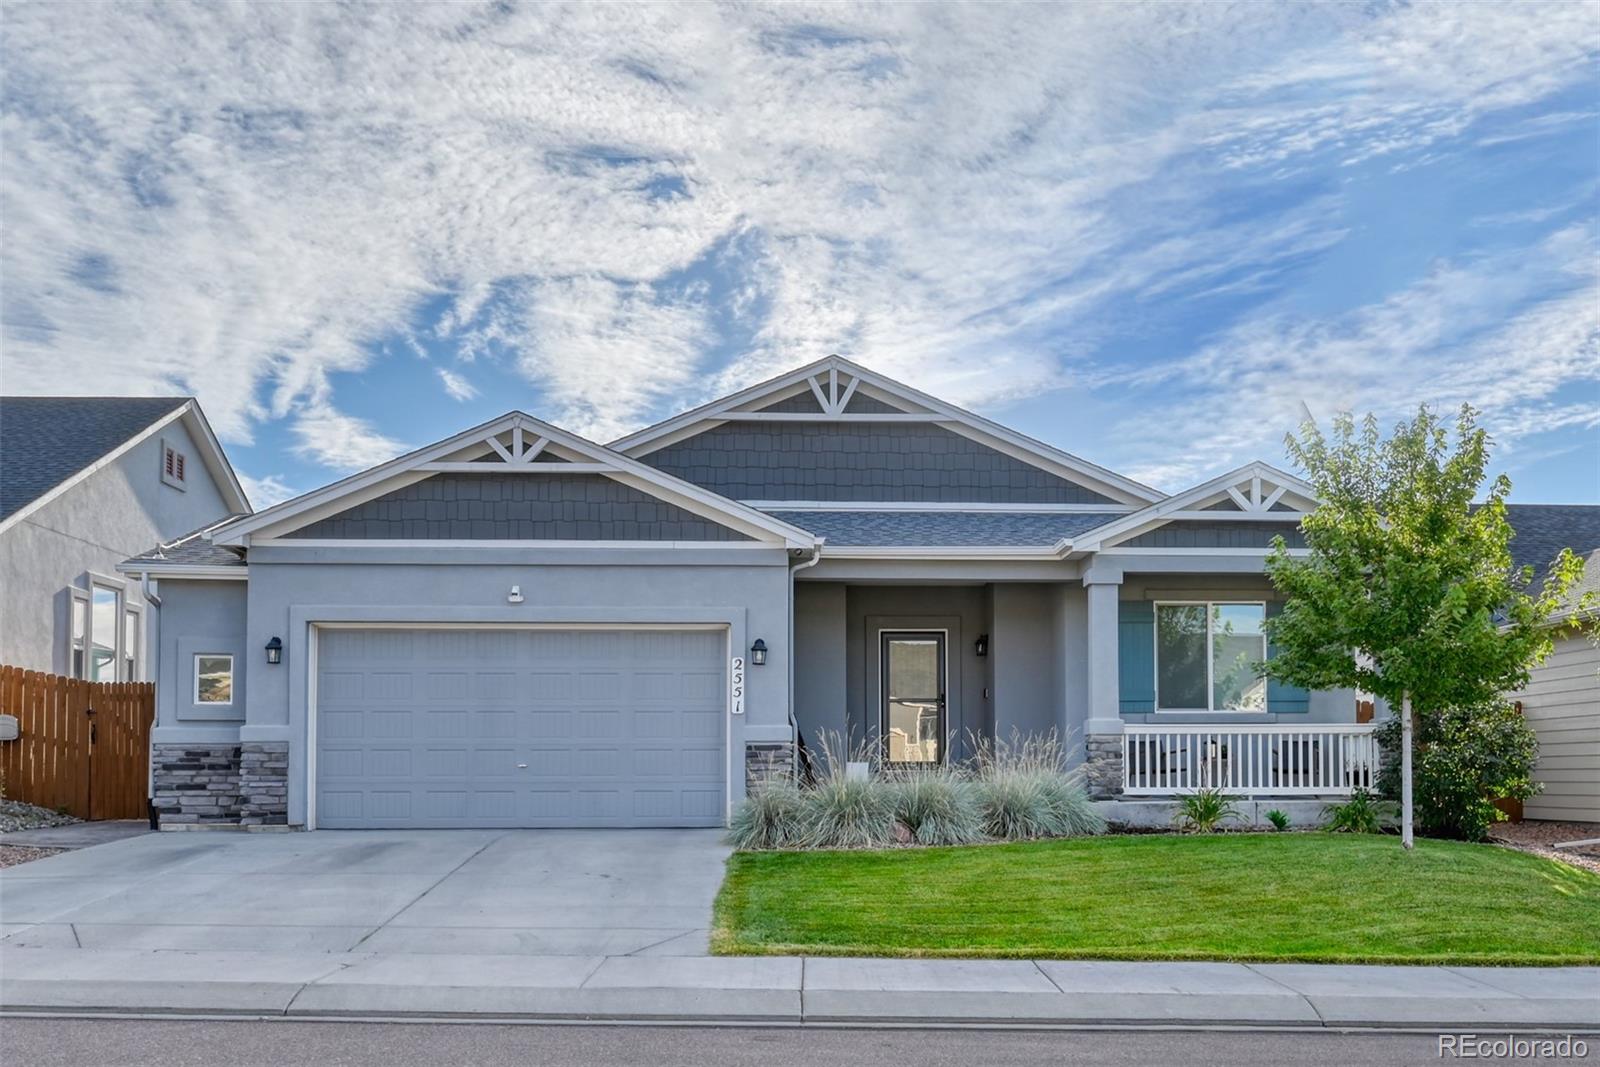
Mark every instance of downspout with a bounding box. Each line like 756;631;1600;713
139;571;161;825
787;542;824;775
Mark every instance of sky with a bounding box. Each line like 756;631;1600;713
3;2;1597;509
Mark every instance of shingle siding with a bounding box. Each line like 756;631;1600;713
283;473;752;541
763;510;1121;546
1118;521;1305;549
641;422;1117;504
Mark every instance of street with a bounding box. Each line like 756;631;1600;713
2;1017;1576;1067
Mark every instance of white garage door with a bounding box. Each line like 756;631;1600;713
314;627;727;828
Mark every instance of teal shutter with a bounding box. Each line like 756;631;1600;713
1118;600;1155;714
1265;602;1309;713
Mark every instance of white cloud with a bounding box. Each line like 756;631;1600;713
436;366;478;402
236;472;298;510
0;1;1593;478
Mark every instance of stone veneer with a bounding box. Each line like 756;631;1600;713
744;741;796;792
1083;736;1124;800
239;742;289;826
152;743;242;825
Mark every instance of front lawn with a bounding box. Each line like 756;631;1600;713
712;833;1600;965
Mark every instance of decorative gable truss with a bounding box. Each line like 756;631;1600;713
1074;462;1317;553
209;412;817;549
611;355;1161;508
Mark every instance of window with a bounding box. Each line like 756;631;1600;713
1155;602;1267;711
194;654;234;704
162;442;187;489
71;597;86;678
90;585;118;682
123;610;139;682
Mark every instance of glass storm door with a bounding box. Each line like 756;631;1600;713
881;632;946;765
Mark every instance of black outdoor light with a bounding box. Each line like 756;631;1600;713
974;634;989;658
265;636;283;665
749;638;768;666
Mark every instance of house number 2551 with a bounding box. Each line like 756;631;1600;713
730;656;745;715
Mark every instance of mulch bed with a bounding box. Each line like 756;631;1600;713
1490;820;1600;875
0;844;67;869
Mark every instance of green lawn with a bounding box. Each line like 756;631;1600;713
712;833;1600;965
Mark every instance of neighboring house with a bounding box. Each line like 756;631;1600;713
124;357;1461;830
0;397;249;681
1504;505;1600;824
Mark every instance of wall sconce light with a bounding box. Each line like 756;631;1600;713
974;634;989;658
749;638;768;666
265;636;283;665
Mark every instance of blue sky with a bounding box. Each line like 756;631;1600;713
3;3;1596;507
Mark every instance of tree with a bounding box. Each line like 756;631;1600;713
1262;406;1582;848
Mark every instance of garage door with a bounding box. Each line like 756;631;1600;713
314;627;727;828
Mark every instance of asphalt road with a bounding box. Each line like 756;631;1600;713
2;1017;1576;1067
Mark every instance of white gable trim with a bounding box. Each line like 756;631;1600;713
1074;461;1317;552
209;412;818;549
0;401;250;536
609;355;1162;507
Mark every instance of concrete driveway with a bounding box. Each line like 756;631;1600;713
0;829;729;957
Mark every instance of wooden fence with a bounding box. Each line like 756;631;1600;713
0;666;154;820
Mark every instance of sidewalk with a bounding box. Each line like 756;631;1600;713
2;946;1595;1028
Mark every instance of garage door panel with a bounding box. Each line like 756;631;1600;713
315;628;727;828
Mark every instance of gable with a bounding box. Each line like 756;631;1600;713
0;396;188;521
640;421;1121;505
283;472;753;541
1115;520;1305;550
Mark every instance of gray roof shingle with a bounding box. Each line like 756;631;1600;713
1;396;190;521
1505;504;1600;606
123;516;249;568
762;510;1124;547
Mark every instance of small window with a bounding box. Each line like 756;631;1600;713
123;610;139;682
194;654;234;705
162;442;188;490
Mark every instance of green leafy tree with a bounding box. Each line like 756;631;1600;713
1263;406;1582;848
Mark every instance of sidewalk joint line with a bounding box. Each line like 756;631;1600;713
1240;963;1325;1027
575;955;611;989
1031;959;1064;994
625;929;697;957
69;925;82;949
349;832;510;950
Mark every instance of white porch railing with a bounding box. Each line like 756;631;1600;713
1121;724;1379;797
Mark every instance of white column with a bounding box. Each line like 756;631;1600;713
1084;577;1123;737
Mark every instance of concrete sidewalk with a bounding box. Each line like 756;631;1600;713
2;947;1595;1028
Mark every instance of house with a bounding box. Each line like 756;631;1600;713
123;356;1376;829
0;397;249;681
1504;505;1600;824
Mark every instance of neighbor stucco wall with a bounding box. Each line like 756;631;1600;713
227;551;793;826
1514;627;1599;823
0;419;231;675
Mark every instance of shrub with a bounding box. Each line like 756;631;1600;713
1174;788;1240;833
1322;789;1387;833
1375;700;1541;842
725;779;806;851
885;767;985;846
798;760;896;849
971;731;1105;840
1264;809;1290;832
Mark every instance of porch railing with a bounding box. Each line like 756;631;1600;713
1120;724;1379;797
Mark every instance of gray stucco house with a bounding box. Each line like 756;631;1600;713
125;357;1378;829
0;396;248;681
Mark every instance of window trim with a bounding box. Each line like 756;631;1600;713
193;653;235;706
67;578;142;681
877;628;950;766
1152;599;1268;713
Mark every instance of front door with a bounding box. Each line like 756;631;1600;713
880;631;946;765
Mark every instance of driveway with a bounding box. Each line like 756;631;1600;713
0;829;729;957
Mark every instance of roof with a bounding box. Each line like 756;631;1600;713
122;515;250;569
0;396;189;521
764;510;1123;547
1505;504;1600;613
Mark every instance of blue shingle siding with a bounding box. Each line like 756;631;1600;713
283;473;752;541
0;396;189;520
756;391;826;413
841;392;905;414
763;509;1121;547
1118;521;1305;549
642;422;1119;504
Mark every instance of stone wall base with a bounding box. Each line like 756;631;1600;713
745;741;796;793
239;742;289;827
152;744;242;825
1084;736;1124;799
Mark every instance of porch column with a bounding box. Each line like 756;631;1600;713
1082;569;1124;799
